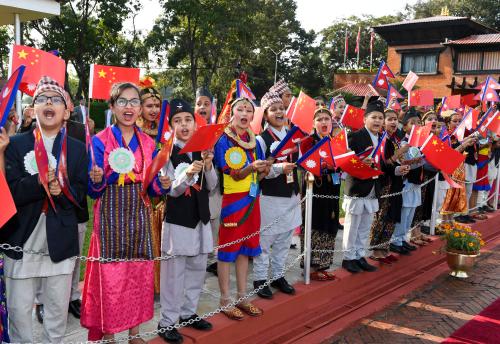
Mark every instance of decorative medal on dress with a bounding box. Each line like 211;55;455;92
174;161;199;196
225;146;247;170
109;147;137;186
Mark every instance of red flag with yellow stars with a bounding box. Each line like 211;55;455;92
179;123;226;154
408;122;433;148
330;128;349;156
334;151;382;180
290;91;317;133
420;134;465;175
409;89;434;107
89;64;140;100
340;105;365;130
10;45;66;96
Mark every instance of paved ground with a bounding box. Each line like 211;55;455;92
328;245;500;344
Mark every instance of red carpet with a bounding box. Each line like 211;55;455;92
442;297;500;344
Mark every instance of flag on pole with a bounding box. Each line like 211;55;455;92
408;122;433;148
344;29;349;66
210;97;217;124
235;79;256;100
334;151;382;180
340;104;365;130
179;124;226;154
355;27;361;54
420;134;465;175
409;89;434;107
217;80;237;124
402;71;419;92
156;100;171;145
0;65;25;127
89;64;140;100
330;128;349;156
372;61;394;90
370;31;375;54
297;137;335;176
10;45;66;96
270;125;307;160
290;91;316;133
286;96;297;119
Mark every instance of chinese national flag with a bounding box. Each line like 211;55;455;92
330;128;349;156
0;170;16;228
270;125;307;160
340;105;365;130
179;123;226;154
291;91;316;133
461;93;478;107
408;122;432;147
89;64;140;100
334;151;382;180
195;113;208;128
10;45;66;96
421;134;465;175
297;136;335;176
409;89;434;107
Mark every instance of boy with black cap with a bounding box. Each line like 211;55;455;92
342;100;402;273
158;99;217;343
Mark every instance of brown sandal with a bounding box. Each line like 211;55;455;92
236;302;263;317
310;271;330;281
411;238;427;246
221;306;245;320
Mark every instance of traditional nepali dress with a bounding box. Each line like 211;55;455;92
81;125;167;340
441;138;467;215
473;147;491;192
214;127;264;262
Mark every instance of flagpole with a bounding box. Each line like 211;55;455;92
344;29;347;69
356;27;360;69
369;43;373;72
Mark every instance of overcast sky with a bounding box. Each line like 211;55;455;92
129;0;418;34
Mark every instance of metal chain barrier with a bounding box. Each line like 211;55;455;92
0;198;306;263
452;162;500;184
64;251;305;344
312;175;436;200
468;192;497;213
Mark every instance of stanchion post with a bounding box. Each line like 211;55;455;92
494;163;500;211
303;172;314;285
429;174;439;235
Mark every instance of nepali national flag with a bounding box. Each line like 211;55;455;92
387;98;402;111
452;110;471;141
156;100;172;145
387;83;403;100
340;104;365;130
10;45;66;96
476;108;494;138
89;64;140;100
297;136;335;176
476;76;500;103
235;79;256;100
420;134;465;175
286;96;297;119
402;71;419;92
409;89;434;107
372;60;395;89
217;80;237;124
291;91;317;133
371;131;387;165
330;128;349;156
270;125;307;161
334;151;382;180
478;108;500;137
408;122;433;148
0;65;25;128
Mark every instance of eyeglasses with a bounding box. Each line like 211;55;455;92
34;95;66;106
116;97;141;107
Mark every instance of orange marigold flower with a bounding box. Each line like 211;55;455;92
461;233;466;237
468;242;474;247
454;232;460;238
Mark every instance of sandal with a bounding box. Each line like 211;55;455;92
420;235;433;243
310;271;330;281
323;271;336;280
236;302;263;317
411;238;427;246
221;306;245;320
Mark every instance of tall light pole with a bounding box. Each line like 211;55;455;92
267;45;289;84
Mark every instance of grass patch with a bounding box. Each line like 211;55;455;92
79;197;94;281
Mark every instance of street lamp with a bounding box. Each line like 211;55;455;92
267;45;290;84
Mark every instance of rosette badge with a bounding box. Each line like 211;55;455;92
225;147;247;170
109;147;136;186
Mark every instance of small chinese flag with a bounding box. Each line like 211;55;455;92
179;123;226;155
420;134;465;175
334;151;382;180
286;96;297;119
0;170;16;228
330;128;349;156
409;89;434;107
10;45;66;96
408;122;432;148
340;105;365;130
441;95;461;111
290;91;316;133
195;113;208;127
297;136;335;176
89;64;140;100
480;110;500;136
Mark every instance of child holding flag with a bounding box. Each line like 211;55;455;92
157;99;217;343
2;77;87;343
253;91;301;298
214;97;270;320
81;82;171;341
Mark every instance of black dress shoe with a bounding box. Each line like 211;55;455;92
342;259;362;273
68;299;81;319
271;277;296;295
206;262;218;276
35;304;44;324
389;243;411;256
402;241;417;251
481;205;495;213
158;324;183;343
181;314;212;331
254;280;273;299
355;257;377;272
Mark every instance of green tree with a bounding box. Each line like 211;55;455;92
0;27;12;79
25;0;148;99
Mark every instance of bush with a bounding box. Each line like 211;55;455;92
89;101;109;130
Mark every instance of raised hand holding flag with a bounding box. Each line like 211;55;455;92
270;126;307;160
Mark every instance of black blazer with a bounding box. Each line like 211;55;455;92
0;129;88;262
344;128;391;198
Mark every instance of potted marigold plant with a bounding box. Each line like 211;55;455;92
438;222;485;278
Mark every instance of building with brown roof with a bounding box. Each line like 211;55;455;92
373;15;499;98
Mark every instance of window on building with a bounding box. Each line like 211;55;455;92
401;53;438;74
456;51;500;72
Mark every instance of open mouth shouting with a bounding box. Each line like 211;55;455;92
42;108;56;121
122;111;135;122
